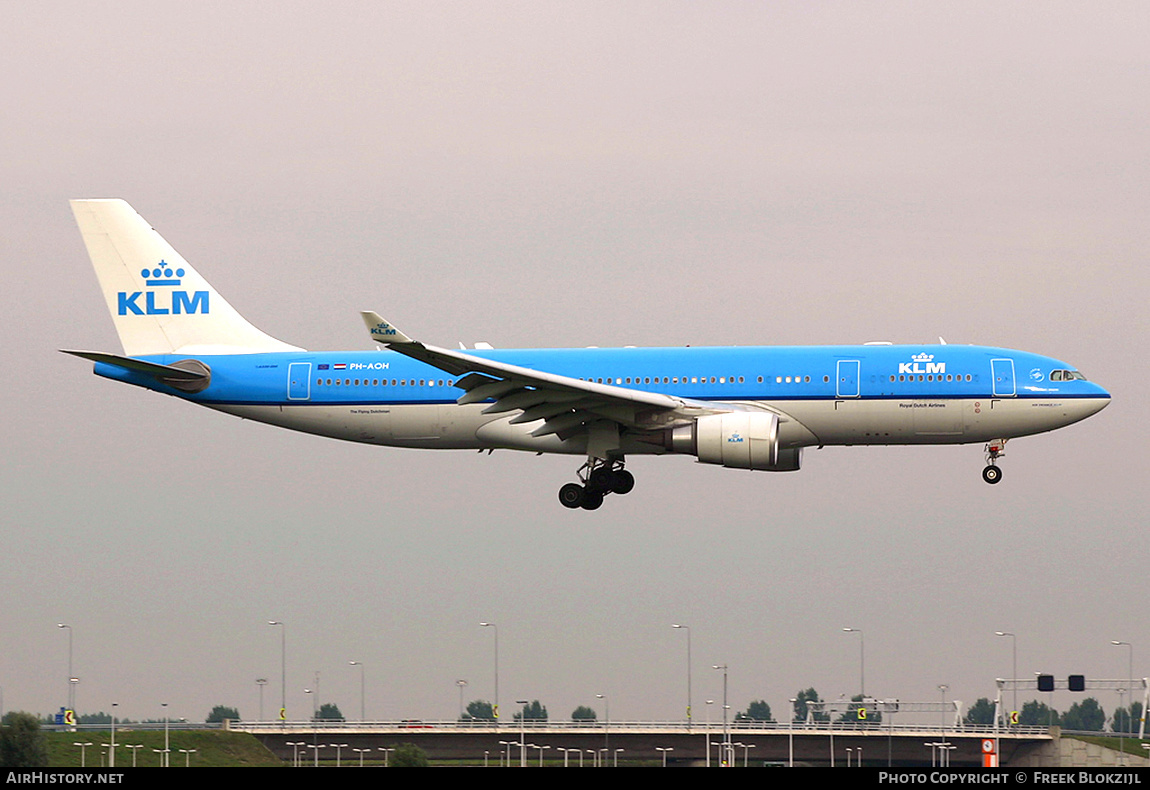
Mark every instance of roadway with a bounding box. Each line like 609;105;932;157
236;721;1053;767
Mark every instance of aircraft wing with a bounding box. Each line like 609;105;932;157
360;312;704;441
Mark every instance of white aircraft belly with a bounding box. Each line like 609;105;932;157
774;396;1102;446
211;403;489;449
210;394;1106;452
965;396;1110;441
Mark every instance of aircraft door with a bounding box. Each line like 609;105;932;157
836;360;860;398
991;358;1016;397
288;362;312;400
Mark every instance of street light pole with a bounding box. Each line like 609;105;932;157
456;680;468;720
349;662;365;721
713;665;729;766
672;624;691;731
843;627;864;698
480;623;498;726
995;631;1017;723
268;621;285;722
704;699;714;768
789;697;797;768
161;702;169;768
69;678;79;721
596;693;609;756
1112;640;1133;765
938;684;949;738
516;699;528;767
57;624;73;712
108;702;118;768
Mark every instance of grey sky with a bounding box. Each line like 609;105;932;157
2;2;1146;725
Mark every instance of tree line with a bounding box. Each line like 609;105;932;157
964;697;1143;732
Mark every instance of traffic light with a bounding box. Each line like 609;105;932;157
1037;674;1055;692
1068;675;1085;692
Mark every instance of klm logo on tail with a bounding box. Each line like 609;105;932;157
117;260;210;316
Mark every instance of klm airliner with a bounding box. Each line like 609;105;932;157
66;200;1110;510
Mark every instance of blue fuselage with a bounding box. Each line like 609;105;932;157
94;343;1109;455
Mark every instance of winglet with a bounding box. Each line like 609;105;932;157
360;311;414;344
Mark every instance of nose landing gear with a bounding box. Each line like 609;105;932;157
982;440;1007;484
558;458;634;510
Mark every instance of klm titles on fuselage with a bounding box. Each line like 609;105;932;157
898;353;945;376
117;261;210;316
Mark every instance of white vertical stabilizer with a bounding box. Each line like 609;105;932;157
71;199;303;356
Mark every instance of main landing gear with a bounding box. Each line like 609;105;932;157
558;459;635;510
982;440;1007;484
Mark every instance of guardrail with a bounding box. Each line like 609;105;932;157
226;719;1054;736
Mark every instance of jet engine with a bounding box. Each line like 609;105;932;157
663;412;802;471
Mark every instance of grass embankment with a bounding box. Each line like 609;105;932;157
1070;735;1150;760
45;729;283;768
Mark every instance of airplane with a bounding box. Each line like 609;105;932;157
65;199;1111;510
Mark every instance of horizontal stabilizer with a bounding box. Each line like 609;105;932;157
61;349;211;393
61;350;204;379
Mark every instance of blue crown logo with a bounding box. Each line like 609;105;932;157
140;260;185;287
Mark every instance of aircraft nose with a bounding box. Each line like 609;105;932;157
1083;384;1111;416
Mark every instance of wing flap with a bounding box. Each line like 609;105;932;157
509;399;601;425
531;409;600;437
458;379;529;405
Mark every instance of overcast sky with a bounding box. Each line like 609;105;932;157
2;1;1146;726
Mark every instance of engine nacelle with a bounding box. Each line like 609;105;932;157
665;412;802;471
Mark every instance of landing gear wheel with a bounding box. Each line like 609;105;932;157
580;489;604;510
559;483;585;509
611;469;635;495
982;465;1002;485
563;457;634;509
587;468;615;494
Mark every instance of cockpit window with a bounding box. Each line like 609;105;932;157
1051;369;1087;381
